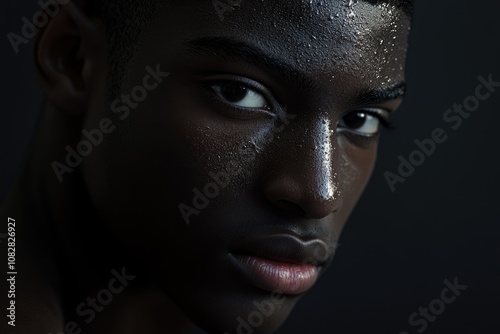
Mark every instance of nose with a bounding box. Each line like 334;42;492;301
263;118;342;219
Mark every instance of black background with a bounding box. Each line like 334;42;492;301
1;1;499;333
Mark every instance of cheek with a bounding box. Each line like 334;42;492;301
147;83;273;214
339;136;379;208
319;137;377;238
82;78;273;231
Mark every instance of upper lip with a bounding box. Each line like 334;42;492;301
232;233;332;267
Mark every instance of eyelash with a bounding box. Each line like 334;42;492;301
377;113;395;130
338;109;394;146
200;76;279;120
356;109;392;129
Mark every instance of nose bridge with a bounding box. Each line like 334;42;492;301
312;118;339;201
304;117;341;206
264;114;342;219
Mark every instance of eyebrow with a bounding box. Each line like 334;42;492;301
354;82;407;106
184;36;406;104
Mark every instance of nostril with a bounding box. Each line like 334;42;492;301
274;199;306;216
264;176;343;219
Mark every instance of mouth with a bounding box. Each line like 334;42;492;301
229;234;332;295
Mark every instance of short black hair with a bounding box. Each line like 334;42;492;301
84;0;414;97
85;0;162;97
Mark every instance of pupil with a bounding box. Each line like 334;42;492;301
220;84;247;102
343;112;366;129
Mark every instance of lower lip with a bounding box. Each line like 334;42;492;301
232;255;319;295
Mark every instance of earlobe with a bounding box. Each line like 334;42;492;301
34;2;106;115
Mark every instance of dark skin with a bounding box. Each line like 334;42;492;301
0;1;411;333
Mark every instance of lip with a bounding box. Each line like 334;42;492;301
230;234;331;295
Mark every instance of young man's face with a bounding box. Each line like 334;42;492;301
80;1;410;332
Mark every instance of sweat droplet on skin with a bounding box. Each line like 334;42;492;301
250;140;262;153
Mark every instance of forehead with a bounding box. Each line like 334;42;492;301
138;0;410;91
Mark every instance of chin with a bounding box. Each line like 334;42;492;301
167;277;303;334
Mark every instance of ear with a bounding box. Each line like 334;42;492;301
34;2;107;115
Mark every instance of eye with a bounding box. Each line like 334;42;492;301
338;110;388;136
212;83;269;109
